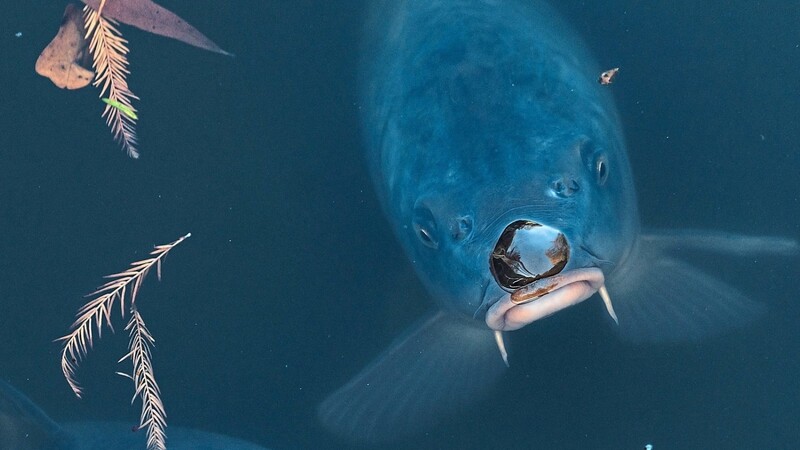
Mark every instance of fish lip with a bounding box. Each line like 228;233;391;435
484;267;605;331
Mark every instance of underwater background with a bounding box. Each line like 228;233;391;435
1;0;798;449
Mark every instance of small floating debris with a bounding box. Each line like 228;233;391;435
598;67;619;85
102;97;138;120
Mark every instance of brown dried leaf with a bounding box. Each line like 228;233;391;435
81;0;231;56
35;4;94;90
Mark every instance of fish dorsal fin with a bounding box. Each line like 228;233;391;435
0;380;73;450
318;311;507;443
607;229;798;343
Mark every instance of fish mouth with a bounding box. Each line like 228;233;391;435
485;220;606;331
489;220;570;291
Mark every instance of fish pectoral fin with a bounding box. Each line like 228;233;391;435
607;229;798;343
317;311;507;443
0;380;71;450
640;229;799;257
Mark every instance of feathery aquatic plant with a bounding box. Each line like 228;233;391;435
83;3;139;158
57;233;189;449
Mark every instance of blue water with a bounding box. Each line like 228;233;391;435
1;1;798;449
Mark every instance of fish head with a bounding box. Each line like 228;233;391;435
399;110;638;331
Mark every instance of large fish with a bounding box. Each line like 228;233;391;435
0;380;269;450
319;0;798;443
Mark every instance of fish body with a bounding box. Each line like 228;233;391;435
360;0;637;326
0;380;269;450
319;0;798;443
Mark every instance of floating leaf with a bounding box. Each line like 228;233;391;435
81;0;231;55
35;4;94;89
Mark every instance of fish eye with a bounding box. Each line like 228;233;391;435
577;138;608;186
415;226;438;248
412;206;439;249
595;155;609;185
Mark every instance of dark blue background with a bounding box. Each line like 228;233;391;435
1;1;798;449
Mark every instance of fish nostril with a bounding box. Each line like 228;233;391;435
551;178;580;198
450;216;474;241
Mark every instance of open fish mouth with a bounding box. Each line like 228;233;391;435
489;220;570;291
486;220;610;332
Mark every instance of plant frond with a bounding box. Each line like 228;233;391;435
121;307;167;450
83;4;139;158
57;233;190;398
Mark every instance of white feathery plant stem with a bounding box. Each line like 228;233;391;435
57;233;191;398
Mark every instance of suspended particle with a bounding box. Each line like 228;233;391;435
598;67;619;85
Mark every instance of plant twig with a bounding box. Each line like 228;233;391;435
56;233;190;398
83;4;139;158
118;307;167;450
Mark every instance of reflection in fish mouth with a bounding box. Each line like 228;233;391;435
489;220;570;292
